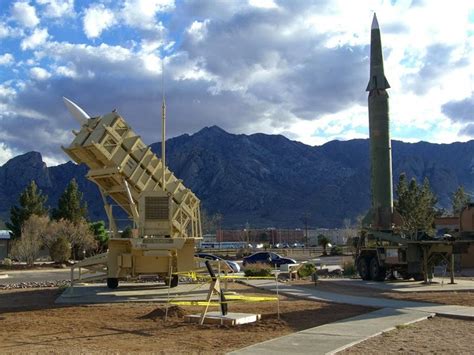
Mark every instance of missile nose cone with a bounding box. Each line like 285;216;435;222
63;97;90;125
371;13;379;30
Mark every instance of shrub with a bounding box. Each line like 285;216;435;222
50;236;72;263
297;263;316;278
244;262;272;277
330;245;343;256
343;261;357;277
2;258;12;267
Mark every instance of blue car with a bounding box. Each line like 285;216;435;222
242;252;296;267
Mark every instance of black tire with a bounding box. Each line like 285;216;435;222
412;273;425;281
107;278;119;289
369;257;386;281
358;257;371;280
164;275;179;288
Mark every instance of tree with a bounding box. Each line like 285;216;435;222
201;210;223;234
10;215;49;267
49;236;72;263
49;218;96;259
91;221;109;253
6;181;48;239
52;178;88;223
451;186;471;216
395;173;437;239
317;234;331;255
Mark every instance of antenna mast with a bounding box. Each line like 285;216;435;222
161;58;166;191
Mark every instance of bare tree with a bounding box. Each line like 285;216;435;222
49;218;96;259
10;215;49;267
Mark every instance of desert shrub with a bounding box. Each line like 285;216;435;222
2;258;12;267
244;262;272;277
50;236;71;263
298;263;316;278
10;215;47;267
330;245;343;256
343;261;357;277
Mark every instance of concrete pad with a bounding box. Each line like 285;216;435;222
243;279;474;319
0;274;8;279
56;282;212;304
322;277;474;292
185;312;261;325
229;308;432;355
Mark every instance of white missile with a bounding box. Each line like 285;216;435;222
62;97;90;125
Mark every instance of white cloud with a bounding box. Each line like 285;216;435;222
187;20;209;42
30;66;51;80
54;64;77;78
121;0;174;30
11;1;40;28
0;53;14;66
20;27;49;50
36;0;74;18
248;0;278;9
83;3;115;39
0;143;17;166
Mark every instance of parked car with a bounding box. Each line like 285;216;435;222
242;252;296;267
194;252;241;273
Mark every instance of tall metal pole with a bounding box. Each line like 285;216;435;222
161;59;167;191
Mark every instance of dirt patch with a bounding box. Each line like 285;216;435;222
294;279;474;307
139;305;187;320
340;316;474;354
0;283;373;354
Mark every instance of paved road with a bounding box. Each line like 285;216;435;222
0;269;71;284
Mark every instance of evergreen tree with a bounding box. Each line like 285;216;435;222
395;173;437;239
91;220;109;253
6;180;48;239
52;178;88;223
451;186;471;216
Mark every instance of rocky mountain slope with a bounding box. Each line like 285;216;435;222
0;126;472;228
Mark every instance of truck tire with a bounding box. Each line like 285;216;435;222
358;258;371;280
107;278;119;289
164;275;179;288
412;273;424;281
369;257;386;281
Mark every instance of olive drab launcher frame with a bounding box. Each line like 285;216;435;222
63;99;202;288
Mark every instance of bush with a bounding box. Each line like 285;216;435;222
50;236;71;263
244;262;272;277
297;263;316;278
2;258;12;267
330;245;343;256
343;261;357;277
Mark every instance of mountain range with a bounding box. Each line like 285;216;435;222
0;126;473;229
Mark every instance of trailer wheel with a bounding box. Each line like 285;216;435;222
369;258;386;281
164;275;179;288
412;273;424;281
358;258;371;280
107;278;119;289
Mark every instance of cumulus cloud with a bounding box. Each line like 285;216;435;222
20;27;49;50
83;3;115;39
121;0;174;30
30;67;51;80
11;1;40;28
36;0;75;18
442;94;474;123
0;53;14;66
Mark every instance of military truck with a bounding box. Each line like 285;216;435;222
63;98;202;288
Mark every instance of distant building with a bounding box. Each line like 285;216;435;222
0;230;11;260
217;228;304;245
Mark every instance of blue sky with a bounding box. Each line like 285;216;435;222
0;0;473;166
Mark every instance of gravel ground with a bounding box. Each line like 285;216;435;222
340;316;474;354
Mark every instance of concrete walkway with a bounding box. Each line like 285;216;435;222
228;280;474;354
230;308;433;355
243;279;474;319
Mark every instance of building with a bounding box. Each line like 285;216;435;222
217;228;305;245
0;230;11;260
